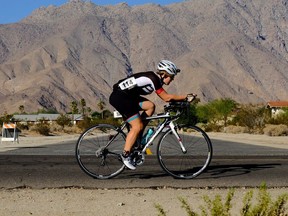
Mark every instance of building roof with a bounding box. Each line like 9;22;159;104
12;114;83;122
267;101;288;108
13;114;38;122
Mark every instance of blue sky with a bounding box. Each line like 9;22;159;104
0;0;185;24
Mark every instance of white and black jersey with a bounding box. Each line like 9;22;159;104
113;71;164;96
110;71;165;121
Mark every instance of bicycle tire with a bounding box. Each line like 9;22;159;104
75;124;125;179
157;125;212;179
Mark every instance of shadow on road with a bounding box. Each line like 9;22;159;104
121;162;282;180
203;163;281;179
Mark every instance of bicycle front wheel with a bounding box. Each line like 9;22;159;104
76;124;125;179
157;125;212;179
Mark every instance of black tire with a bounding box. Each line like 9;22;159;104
76;124;125;179
157;125;212;179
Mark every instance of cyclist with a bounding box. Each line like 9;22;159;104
109;60;195;170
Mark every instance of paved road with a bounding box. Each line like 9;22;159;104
1;136;287;156
0;137;287;189
0;155;287;189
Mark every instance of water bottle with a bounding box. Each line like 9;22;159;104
141;128;154;145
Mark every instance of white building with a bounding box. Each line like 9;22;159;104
267;101;288;117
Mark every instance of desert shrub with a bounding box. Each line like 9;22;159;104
177;103;198;126
154;204;167;216
263;124;288;136
178;197;198;216
56;114;72;129
232;105;268;133
268;111;288;126
31;120;50;136
49;122;63;133
204;123;223;132
195;123;206;131
0;113;13;125
223;125;248;134
196;98;237;127
92;117;121;126
16;122;29;131
201;189;235;216
64;125;82;134
76;116;120;131
241;182;288;216
154;183;288;216
77;116;93;130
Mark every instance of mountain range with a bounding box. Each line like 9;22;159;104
0;0;287;114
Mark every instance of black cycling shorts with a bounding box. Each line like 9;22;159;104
109;89;147;122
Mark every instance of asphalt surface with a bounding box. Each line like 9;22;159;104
0;136;287;189
1;135;287;156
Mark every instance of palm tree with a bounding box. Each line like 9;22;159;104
18;105;25;114
97;100;106;119
70;101;78;123
80;98;87;116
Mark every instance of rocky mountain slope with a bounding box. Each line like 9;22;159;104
0;0;287;113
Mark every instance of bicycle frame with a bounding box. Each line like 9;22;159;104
118;108;187;154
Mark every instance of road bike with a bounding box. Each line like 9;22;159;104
75;101;213;179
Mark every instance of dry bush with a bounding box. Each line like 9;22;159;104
64;125;82;134
203;123;223;132
49;122;63;133
223;125;248;134
195;123;206;131
30;121;50;136
50;122;82;134
263;124;288;136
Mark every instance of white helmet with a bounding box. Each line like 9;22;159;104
157;60;180;76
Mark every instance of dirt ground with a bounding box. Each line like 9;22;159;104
0;133;287;215
0;187;287;216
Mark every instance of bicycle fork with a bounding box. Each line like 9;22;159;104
169;121;187;154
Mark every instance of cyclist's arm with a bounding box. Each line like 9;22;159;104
156;88;187;102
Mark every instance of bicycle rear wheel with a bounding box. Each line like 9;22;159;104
76;124;125;179
157;125;212;179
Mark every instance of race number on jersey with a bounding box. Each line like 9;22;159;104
118;77;137;90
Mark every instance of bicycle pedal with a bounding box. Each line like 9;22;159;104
145;148;153;155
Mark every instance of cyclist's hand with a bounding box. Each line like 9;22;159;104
186;93;197;102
